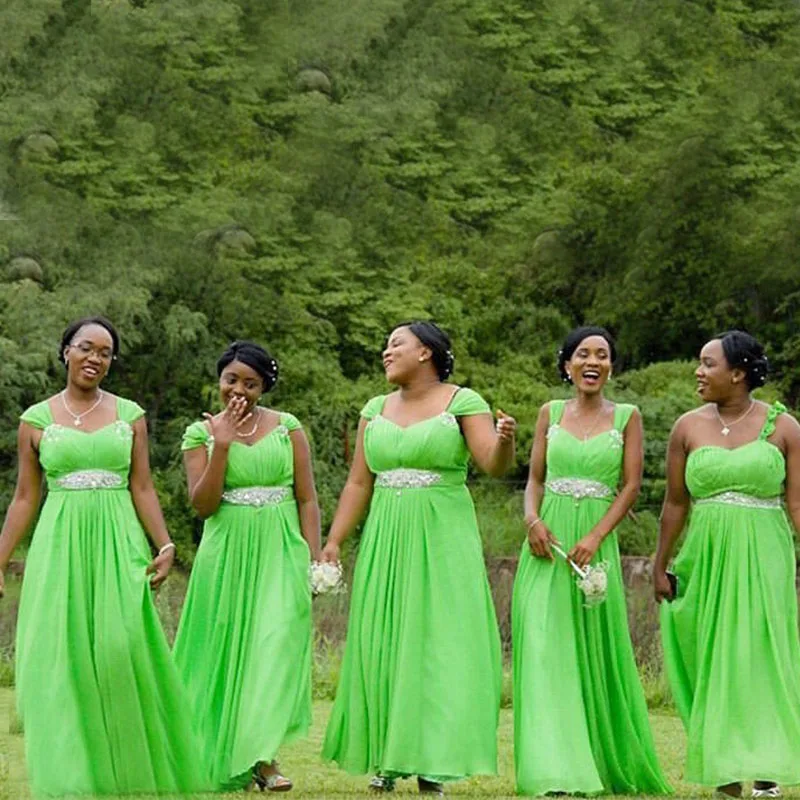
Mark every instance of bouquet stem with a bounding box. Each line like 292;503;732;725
550;542;587;579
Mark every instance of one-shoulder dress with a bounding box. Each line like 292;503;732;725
174;413;312;789
323;388;502;782
661;402;800;786
512;400;670;796
15;397;208;796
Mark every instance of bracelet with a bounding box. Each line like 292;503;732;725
526;516;544;530
158;542;176;556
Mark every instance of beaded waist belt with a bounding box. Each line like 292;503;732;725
221;487;292;507
222;486;292;507
53;470;125;490
694;491;782;510
375;469;443;490
545;477;613;501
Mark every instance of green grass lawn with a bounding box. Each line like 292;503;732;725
3;689;798;799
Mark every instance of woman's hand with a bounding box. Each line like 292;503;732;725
496;409;517;442
526;515;558;559
146;548;174;589
320;541;340;564
653;568;675;604
203;397;253;448
568;532;603;569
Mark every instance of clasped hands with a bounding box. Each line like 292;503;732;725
525;515;602;568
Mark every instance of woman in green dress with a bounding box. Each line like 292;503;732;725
513;326;671;796
321;321;516;795
174;340;320;791
655;330;800;799
0;316;208;796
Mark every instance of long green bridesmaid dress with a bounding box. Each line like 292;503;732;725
661;402;800;787
512;400;671;796
173;413;312;790
15;397;209;796
322;388;502;781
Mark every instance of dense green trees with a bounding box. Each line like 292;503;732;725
1;0;798;557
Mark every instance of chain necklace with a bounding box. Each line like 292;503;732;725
715;400;754;436
61;389;104;427
570;399;607;441
237;407;262;438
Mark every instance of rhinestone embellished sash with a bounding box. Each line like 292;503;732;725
695;491;782;510
221;487;291;507
54;470;124;490
375;469;443;489
545;477;613;501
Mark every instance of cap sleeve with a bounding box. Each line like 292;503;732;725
360;395;386;420
20;401;51;430
613;403;637;431
117;397;146;425
182;420;211;451
280;412;302;432
449;387;491;417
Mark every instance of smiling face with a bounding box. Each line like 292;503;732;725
219;359;264;411
382;326;432;385
64;324;114;390
696;339;745;402
565;335;612;394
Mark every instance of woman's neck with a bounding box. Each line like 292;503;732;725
716;393;752;417
572;390;605;411
63;382;103;403
398;376;441;400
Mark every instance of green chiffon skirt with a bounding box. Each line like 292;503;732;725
512;494;671;796
661;502;800;786
173;501;312;789
15;490;210;796
323;484;502;781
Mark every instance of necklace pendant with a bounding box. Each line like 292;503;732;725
74;418;82;427
721;426;730;436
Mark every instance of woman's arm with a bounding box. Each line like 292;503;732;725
129;417;174;588
779;413;800;535
524;404;558;559
320;418;374;563
185;398;251;518
460;409;516;477
569;409;644;568
0;424;43;598
291;428;321;560
653;416;692;602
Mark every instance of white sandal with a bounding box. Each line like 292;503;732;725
752;787;781;798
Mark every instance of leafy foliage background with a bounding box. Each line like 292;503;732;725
1;0;797;558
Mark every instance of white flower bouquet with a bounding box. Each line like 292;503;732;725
309;560;346;596
552;544;610;607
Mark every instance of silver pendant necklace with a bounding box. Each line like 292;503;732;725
570;400;606;441
61;389;104;427
715;400;754;436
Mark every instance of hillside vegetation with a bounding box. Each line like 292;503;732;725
1;0;798;556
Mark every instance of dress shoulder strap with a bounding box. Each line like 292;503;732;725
279;411;302;432
448;387;490;417
182;420;211;451
548;400;567;425
613;403;637;432
19;400;52;430
759;401;787;440
117;397;146;425
360;395;386;420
